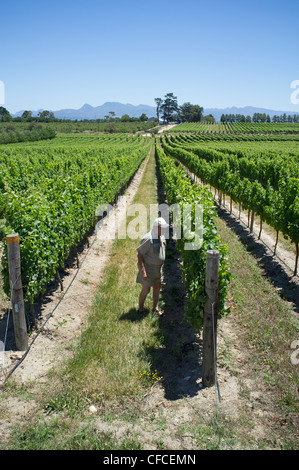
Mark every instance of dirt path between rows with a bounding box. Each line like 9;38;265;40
182;168;299;312
183;168;298;280
219;196;297;278
0;153;151;439
91;154;298;450
158;124;178;133
0;155;150;382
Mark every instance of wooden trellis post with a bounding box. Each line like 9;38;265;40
202;250;219;387
6;234;28;351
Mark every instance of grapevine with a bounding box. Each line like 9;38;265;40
156;140;231;331
0;134;151;303
160;134;299;275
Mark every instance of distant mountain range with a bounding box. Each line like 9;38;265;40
13;102;157;120
204;105;299;123
12;102;299;122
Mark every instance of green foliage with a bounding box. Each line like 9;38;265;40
0;120;157;135
0;106;12;122
179;102;204;123
160;93;179;123
0;126;56;144
0;134;151;302
161;135;299;246
156;141;231;331
168;121;299;135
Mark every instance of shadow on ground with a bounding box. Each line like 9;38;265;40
120;151;203;401
215;203;299;315
119;237;203;402
157;236;203;401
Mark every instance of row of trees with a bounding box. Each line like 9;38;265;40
0;124;56;144
220;112;299;123
155;94;204;124
0;107;57;122
0;107;153;124
271;113;299;123
153;97;299;125
102;111;151;122
0;106;14;122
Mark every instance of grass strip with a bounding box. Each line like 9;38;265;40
215;214;299;447
60;142;165;404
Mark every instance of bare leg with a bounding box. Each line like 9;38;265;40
153;282;162;313
139;285;150;311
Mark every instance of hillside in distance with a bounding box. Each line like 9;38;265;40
12;103;299;121
204;105;299;122
13;102;157;120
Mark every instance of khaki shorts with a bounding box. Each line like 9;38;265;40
136;262;163;287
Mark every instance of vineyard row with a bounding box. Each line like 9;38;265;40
168;122;299;135
160;136;299;275
155;141;231;331
0;135;151;305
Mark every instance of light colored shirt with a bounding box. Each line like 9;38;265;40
137;230;166;267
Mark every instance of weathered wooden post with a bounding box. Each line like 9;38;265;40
250;210;255;233
6;234;28;351
202;250;219;387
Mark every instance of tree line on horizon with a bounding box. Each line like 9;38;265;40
154;94;299;124
2;102;299;126
155;94;206;124
220;112;299;124
0;107;155;124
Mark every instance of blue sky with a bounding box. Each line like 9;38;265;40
1;0;299;114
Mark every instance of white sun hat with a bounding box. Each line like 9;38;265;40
153;217;169;228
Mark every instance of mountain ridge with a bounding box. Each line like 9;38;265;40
12;102;157;120
12;102;299;121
